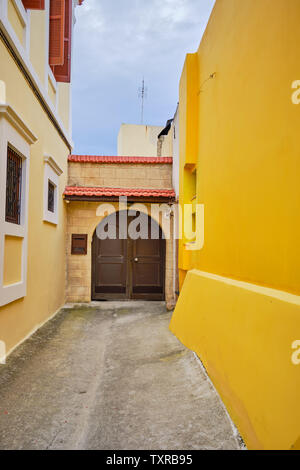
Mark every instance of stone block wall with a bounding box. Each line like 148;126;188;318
66;201;175;306
68;162;172;189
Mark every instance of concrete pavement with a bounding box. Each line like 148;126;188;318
0;302;242;450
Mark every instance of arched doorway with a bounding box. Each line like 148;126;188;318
92;211;166;300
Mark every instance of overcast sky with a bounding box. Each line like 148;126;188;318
72;0;215;155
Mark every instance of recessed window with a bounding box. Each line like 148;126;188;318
48;180;55;213
5;147;23;225
43;156;62;226
0;101;36;307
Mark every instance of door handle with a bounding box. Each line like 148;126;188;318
134;258;138;263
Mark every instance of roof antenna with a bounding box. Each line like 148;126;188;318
138;78;147;124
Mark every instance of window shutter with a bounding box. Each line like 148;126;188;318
52;0;72;82
22;0;45;9
49;0;65;66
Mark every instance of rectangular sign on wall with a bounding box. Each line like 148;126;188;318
71;234;88;255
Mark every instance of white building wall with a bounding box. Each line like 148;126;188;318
118;123;164;157
172;106;179;198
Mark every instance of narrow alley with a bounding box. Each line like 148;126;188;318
0;302;240;450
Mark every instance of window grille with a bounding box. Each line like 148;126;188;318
48;181;55;213
5;147;22;225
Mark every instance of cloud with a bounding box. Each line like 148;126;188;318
72;0;215;154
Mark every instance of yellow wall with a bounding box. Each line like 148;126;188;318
170;270;300;450
29;10;46;85
3;236;22;286
0;39;69;354
171;0;300;450
179;0;300;292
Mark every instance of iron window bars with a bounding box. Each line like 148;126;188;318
48;180;55;213
5;146;22;225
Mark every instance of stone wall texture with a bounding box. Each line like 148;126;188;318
68;162;173;189
66;162;176;306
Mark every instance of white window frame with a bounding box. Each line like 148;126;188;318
43;155;62;226
0;102;37;307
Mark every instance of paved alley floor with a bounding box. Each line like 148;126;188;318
0;302;241;450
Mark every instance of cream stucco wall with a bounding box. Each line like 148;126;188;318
172;107;179;198
29;8;47;85
0;0;73;145
58;83;71;137
118;124;165;157
0;37;69;355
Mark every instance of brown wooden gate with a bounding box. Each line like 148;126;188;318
92;211;165;300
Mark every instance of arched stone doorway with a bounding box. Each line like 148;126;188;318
91;211;166;300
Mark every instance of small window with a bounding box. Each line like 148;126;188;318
43;156;62;226
5;147;22;225
48;180;55;213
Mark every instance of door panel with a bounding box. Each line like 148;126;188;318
92;211;165;300
92;213;128;299
132;264;163;293
131;218;165;299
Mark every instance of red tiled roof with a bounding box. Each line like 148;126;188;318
64;186;175;199
68;155;173;164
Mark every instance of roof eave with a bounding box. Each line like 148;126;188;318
64;195;175;204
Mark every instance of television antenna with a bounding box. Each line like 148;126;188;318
138;78;147;124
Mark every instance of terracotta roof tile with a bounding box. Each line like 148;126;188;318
68;155;173;164
64;186;175;199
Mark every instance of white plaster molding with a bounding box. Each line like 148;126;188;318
0;0;8;18
189;269;300;307
25;7;30;54
44;155;63;176
48;65;57;92
0;103;37;144
11;0;27;26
